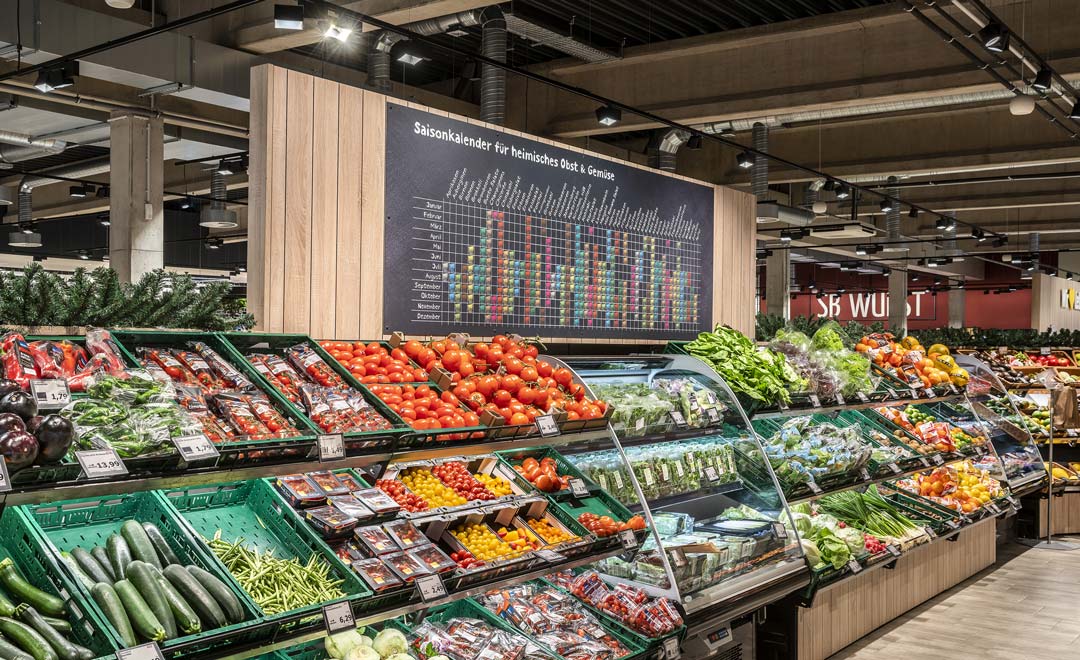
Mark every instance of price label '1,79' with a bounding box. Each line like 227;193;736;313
172;435;219;462
322;601;355;634
76;449;128;479
30;379;70;410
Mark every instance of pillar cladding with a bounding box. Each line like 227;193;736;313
765;250;790;319
109;110;164;283
889;268;908;334
949;288;966;328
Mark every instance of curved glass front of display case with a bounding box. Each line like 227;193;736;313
557;354;806;612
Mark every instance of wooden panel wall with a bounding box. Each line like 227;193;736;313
797;518;996;660
249;64;756;341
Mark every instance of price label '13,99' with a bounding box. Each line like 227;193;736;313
76;449;128;479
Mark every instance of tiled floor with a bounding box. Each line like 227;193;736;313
830;538;1080;659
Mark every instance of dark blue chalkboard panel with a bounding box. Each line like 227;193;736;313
383;103;714;340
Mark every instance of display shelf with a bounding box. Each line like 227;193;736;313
627;480;746;516
752;392;964;420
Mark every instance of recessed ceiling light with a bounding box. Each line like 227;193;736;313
595;105;621;127
736;152;754;169
397;52;426;66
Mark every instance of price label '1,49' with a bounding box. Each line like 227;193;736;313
76;449;128;479
318;433;345;462
569;478;589;498
30;379;71;410
322;601;354;634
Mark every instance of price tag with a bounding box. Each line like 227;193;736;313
536;414;561;437
931;454;944;466
986;502;1001;515
703;466;719;482
886;544;901;557
919;457;930;467
618;529;638;550
771;521;788;540
888;463;901;474
808;481;823;494
671;548;689;568
30;379;70;410
998;346;1009;355
924;526;937;539
669;411;688;429
946;519;961;529
809;394;822;408
322;601;354;634
318;433;345;461
924;388;936;399
536;548;565;563
116;643;164;660
705;391;718;405
76;449;127;479
663;636;681;660
172;435;219;462
856;392;869;403
1041;347;1052;356
415;574;446;602
1007;495;1020;509
859;468;871;481
569;478;589;498
705;407;720;424
0;457;11;494
835;392;846;406
847;559;862;574
910;388;921;400
885;388;898;399
778;399;790;411
949;383;959;395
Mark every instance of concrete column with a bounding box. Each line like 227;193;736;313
765;250;790;319
888;269;908;334
948;288;966;328
109;110;164;283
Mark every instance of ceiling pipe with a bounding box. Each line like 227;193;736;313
751;122;769;201
0;129;68;165
646;129;689;172
19;158;111;193
479;6;507;126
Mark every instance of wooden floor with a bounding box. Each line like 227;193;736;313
831;538;1080;659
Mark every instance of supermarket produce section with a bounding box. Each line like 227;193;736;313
0;327;1051;659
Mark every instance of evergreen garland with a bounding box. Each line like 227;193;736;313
62;269;96;327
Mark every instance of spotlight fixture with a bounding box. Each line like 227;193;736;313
99;216;110;227
838;287;846;294
756;248;773;259
238;265;247;273
978;22;1009;53
324;19;353;42
736;151;754;169
779;230;793;243
69;186;87;198
879;199;893;213
993;236;1007;247
1008;286;1018;292
205;237;223;250
935;216;956;231
274;4;305;30
0;185;15;206
1033;67;1053;92
1069;273;1076;281
971;228;986;242
397;52;426;66
809;280;818;292
33;61;78;93
812;200;828;214
835;186;850;200
180;197;193;210
1070;100;1080;119
77;250;90;260
8;228;41;248
1002;254;1013;262
823;180;836;192
908;208;918;219
686;135;703;150
595;105;621;127
855;245;869;256
912;274;920;282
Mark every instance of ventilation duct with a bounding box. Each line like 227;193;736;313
751;123;769;201
17;191;30;225
1030;232;1040;256
882;176;907;253
646;129;688;171
0;129;67;165
503;13;618;63
367;32;401;93
480;7;507;125
19;158;110;192
200;170;238;228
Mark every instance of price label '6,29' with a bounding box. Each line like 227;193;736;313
322;601;355;634
76;449;127;479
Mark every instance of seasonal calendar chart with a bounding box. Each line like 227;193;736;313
383;104;715;340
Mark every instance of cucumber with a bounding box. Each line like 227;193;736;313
112;581;164;643
0;617;56;660
153;575;199;635
89;584;134;647
15;606;91;660
120;523;160;571
125;562;174;640
36;620;69;637
0;635;33;660
87;549;114;583
55;555;92;593
183;566;243;625
0;561;64;618
140;524;180;567
104;536;131;582
162;565;224;630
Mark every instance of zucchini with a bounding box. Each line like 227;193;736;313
55;556;92;593
0;635;33;660
0;586;17;618
36;621;68;637
87;549;114;583
15;606;91;660
140;524;180;567
89;584;133;648
0;561;64;618
153;576;199;635
104;536;131;582
112;581;164;643
120;523;160;571
162;565;224;630
183;566;243;625
125;562;175;640
0;617;56;660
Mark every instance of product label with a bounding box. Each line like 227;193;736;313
924;526;936;539
642;468;655;486
687;393;701;412
612;472;624;489
771;521;787;540
76;449;127;479
859;468;871;481
172;434;219;462
635;417;646;431
322;601;355;634
318;433;345;461
30;379;70;410
674;462;685;478
660;464;670;482
301;351;322;367
415;574;446;601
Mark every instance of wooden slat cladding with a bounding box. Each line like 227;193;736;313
248;64;756;341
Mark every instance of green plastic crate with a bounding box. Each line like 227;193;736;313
161;478;372;623
0;507;118;657
551;490;646;550
495;445;598;500
18;489;262;654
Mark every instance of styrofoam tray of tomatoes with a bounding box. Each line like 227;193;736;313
320;340;429;384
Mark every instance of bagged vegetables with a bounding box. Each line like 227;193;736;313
571;439;736;504
755;417;873;493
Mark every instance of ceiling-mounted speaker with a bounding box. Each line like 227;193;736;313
105;0;136;8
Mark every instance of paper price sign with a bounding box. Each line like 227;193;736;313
172;435;219;462
618;529;638;550
30;379;70;410
318;433;345;462
1007;496;1020;509
703;466;719;482
0;457;11;494
808;481;823;494
1041;347;1052;355
808;394;822;408
924;388;936;399
569;478;589;498
856;392;869;403
415;574;446;602
116;643;163;660
919;456;931;467
888;463;901;474
835;392;846;406
886;544;901;557
322;601;355;634
924;526;937;539
847;559;862;574
885;388;898;400
909;388;921;400
771;521;787;540
76;449;127;479
778;399;790;411
663;636;681;660
536;549;565;563
536;414;561;437
669;411;688;429
931;454;944;466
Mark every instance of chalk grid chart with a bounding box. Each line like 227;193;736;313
384;104;714;340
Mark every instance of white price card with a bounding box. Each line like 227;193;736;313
778;399;790;411
116;642;164;660
415;574;446;602
618;529;638;550
635;417;646;431
919;457;931;467
847;559;862;574
322;601;355;634
30;379;70;410
172;435;219;462
859;468;871;481
909;388;921;400
669;411;688;429
856;392;869;403
1007;495;1020;509
569;478;589;498
931;454;944;466
703;466;719;482
924;388;936;399
536;549;565;563
1041;347;1052;355
924;526;937;539
886;544;901;557
76;449;127;479
318;433;345;462
888;463;901;474
946;519;961;529
771;521;788;540
986;503;1001;515
808;394;822;408
0;457;11;494
535;414;561;437
808;481;823;494
948;383;959;394
835;392;846;406
886;388;898;400
705;407;720;424
663;636;681;660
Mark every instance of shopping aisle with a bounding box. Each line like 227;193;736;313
831;539;1080;659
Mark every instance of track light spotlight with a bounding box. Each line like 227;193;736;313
879;199;893;213
823;180;836;192
855;245;869;256
205;237;223;250
835;186;850;200
33;61;78;93
1070;100;1080;119
69;186;87;198
978;22;1009;53
779;230;793;243
1033;67;1053;92
736;151;754;169
971;228;986;242
595;105;621;127
908;208;918;219
993;236;1007;247
935;216;956;231
274;4;305;30
686;135;703;150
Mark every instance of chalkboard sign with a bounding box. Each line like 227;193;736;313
383;104;715;340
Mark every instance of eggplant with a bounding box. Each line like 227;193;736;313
24;416;42;436
0;381;20;400
34;415;73;464
0;414;25;436
0;391;36;422
0;431;38;472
